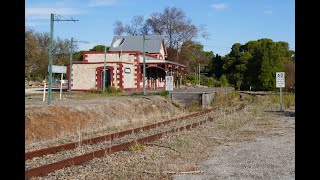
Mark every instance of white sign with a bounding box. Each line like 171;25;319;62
276;72;285;88
49;65;67;73
60;80;68;84
124;68;131;73
165;76;174;91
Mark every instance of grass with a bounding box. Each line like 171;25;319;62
269;93;295;108
127;144;145;152
186;102;200;112
127;90;169;97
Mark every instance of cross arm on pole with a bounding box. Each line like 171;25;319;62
53;14;79;22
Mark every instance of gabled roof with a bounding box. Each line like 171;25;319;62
109;35;165;53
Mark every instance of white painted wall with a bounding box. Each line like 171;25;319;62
122;64;136;89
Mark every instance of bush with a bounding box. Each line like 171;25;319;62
201;76;215;87
88;88;101;94
219;74;229;87
186;72;197;84
156;90;169;97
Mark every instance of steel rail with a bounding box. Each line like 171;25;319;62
25;108;214;160
25;115;216;179
25;105;246;179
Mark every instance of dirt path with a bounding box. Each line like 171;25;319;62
174;111;295;180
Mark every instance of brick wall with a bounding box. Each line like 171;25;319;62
72;64;100;90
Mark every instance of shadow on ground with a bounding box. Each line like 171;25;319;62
265;110;295;117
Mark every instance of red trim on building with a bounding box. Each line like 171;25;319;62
73;61;133;65
74;49;184;92
96;66;114;91
118;63;124;88
83;51;157;61
134;54;141;89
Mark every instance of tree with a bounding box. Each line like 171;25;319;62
207;38;294;91
210;54;223;78
113;20;125;35
90;45;110;51
178;40;213;72
113;6;209;61
113;15;149;36
25;27;40;80
25;27;77;81
283;59;295;91
147;7;199;49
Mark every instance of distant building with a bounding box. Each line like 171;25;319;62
69;35;185;91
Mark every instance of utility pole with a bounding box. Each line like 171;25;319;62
198;63;201;85
69;37;73;96
143;35;146;95
103;46;107;92
48;13;78;105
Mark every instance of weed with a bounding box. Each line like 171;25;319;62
186;102;200;112
128;144;145;151
171;100;180;108
88;88;101;94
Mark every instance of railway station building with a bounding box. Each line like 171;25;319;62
68;35;186;92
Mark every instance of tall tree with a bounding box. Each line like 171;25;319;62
283;59;295;91
113;15;149;36
178;40;212;72
113;6;209;61
25;27;77;81
210;54;223;78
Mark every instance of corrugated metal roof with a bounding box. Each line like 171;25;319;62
109;35;164;53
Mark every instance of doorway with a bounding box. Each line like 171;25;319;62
101;69;111;88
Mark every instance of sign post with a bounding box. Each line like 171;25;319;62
48;65;67;102
165;75;174;113
276;72;285;111
60;73;63;100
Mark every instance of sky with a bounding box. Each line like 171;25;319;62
25;0;295;56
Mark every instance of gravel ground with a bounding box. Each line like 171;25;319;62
27;92;295;180
174;111;295;180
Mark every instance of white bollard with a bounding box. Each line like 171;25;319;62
60;73;63;100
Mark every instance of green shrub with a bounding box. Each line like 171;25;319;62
219;74;229;87
157;90;169;97
267;93;295;108
201;76;215;87
88;88;101;94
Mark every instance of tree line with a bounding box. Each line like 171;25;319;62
203;39;295;91
25;27;106;82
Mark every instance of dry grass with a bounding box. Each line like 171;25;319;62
25;95;186;147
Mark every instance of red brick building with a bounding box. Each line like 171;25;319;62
69;35;185;91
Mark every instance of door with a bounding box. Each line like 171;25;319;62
101;69;111;89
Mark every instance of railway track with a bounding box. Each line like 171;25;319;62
25;108;214;160
25;106;245;179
